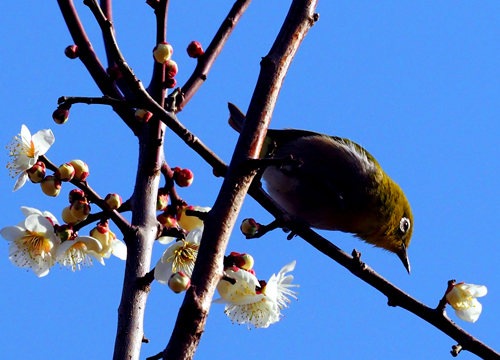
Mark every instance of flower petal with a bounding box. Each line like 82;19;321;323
456;299;482;323
77;236;103;253
158;236;176;245
13;172;28;192
8;242;31;268
1;225;26;242
20;125;31;142
31;129;55;156
111;239;127;260
21;207;43;217
155;256;173;284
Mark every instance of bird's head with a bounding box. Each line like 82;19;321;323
356;175;413;273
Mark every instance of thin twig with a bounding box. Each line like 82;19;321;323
176;0;253;112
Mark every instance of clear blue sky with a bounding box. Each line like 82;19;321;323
1;2;499;360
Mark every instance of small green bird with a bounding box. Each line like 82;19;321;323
228;103;413;273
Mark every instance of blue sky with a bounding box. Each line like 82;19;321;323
1;1;500;359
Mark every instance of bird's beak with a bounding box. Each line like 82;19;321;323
397;243;411;274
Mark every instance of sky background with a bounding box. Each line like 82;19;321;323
1;1;499;360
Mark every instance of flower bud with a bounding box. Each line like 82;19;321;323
90;223;109;243
69;189;86;203
64;45;79;59
134;109;153;123
234;253;254;270
69;160;89;181
104;193;122;210
177;205;208;231
153;42;173;63
27;161;46;183
40;175;61;197
70;200;91;221
240;218;260;236
62;206;80;225
156;189;169;211
164;78;177;89
187;41;204;58
168;271;191;293
56;224;74;242
157;212;178;227
52;108;70;125
165;60;178;79
173;167;194;187
55;163;75;182
106;66;122;80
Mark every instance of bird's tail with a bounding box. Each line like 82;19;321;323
228;102;246;133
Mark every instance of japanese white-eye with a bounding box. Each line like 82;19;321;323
228;103;413;273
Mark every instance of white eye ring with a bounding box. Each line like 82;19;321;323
400;217;410;233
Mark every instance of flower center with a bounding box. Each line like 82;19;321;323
168;240;199;273
18;231;51;259
6;135;36;178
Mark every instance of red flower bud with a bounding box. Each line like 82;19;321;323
52;108;70;125
64;45;79;59
187;41;204;58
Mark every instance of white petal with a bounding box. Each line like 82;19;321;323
13;172;28;192
21;207;43;217
155;256;173;284
212;297;228;304
456;299;483;323
55;240;77;259
25;215;53;235
77;236;103;253
8;242;31;268
186;226;204;244
1;225;26;242
111;239;127;260
20;125;32;142
462;284;488;298
31;129;55;155
31;257;51;277
279;260;296;276
88;251;105;265
226;268;260;286
158;236;176;245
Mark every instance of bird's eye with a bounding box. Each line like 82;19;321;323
399;217;410;233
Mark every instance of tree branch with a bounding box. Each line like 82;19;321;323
176;0;252;112
160;1;318;359
56;0;138;133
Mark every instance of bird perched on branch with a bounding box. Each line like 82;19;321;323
228;103;413;273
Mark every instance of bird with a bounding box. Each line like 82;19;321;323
228;103;413;273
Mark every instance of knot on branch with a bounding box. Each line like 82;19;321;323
451;344;463;357
350;249;367;274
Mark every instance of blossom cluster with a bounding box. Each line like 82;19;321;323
1;207;126;276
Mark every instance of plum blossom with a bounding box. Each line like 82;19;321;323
446;282;487;323
214;260;298;329
56;236;103;271
154;226;202;284
1;214;60;277
7;125;55;191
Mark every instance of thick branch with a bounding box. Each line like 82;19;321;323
161;1;318;359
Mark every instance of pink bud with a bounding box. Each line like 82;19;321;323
62;206;80;225
156;189;169;211
52;108;70;125
135;109;153;123
69;160;89;181
104;193;122;210
40;176;61;197
69;189;86;204
164;78;177;89
157;212;178;227
70;200;91;221
106;66;122;80
168;272;191;293
64;45;79;59
234;253;254;270
240;218;260;236
27;161;46;183
56;224;74;242
153;42;173;64
55;163;75;182
173;167;194;187
187;41;204;58
165;60;178;79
